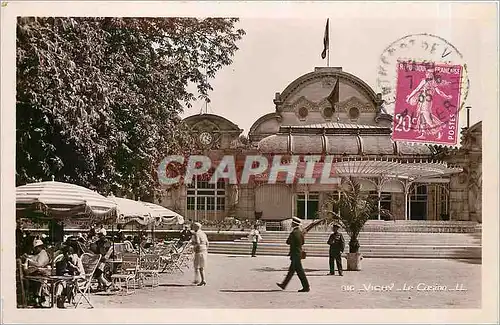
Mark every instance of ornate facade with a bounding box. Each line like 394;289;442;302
159;67;481;224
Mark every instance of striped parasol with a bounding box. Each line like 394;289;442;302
108;196;155;226
16;180;117;224
140;201;184;225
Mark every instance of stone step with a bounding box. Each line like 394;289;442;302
240;232;482;246
209;250;480;259
244;234;482;240
236;239;481;246
242;233;482;239
278;220;482;233
260;231;481;237
208;242;481;259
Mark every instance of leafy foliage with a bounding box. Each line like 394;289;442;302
17;17;245;200
320;177;377;253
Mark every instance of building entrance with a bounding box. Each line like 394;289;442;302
409;185;427;220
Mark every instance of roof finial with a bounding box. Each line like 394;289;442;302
51;175;55;181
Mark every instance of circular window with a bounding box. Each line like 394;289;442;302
323;106;334;118
349;107;360;119
298;107;308;118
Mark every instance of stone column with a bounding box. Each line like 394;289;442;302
403;180;413;221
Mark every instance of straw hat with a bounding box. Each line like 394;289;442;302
332;222;341;229
292;217;302;226
33;239;44;248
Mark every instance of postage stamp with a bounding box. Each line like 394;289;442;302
392;60;463;145
376;33;470;119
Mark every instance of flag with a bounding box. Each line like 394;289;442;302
321;19;329;59
327;78;339;111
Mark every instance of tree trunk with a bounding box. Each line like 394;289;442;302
349;237;360;253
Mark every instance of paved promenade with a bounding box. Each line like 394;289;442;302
92;254;481;309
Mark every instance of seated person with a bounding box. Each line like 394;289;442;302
64;236;85;256
132;235;140;249
92;231;116;291
88;224;96;240
180;226;192;242
178;226;192;247
54;246;85;308
64;246;85;275
21;239;50;307
115;226;125;242
22;239;50;274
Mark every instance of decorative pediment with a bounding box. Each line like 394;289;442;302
289;96;318;112
192;119;220;133
337;96;374;113
278;69;379;108
318;97;332;108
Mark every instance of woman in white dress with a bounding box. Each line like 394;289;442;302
191;222;209;286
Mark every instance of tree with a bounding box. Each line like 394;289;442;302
16;17;245;200
319;177;377;253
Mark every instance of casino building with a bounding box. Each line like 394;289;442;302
158;67;482;225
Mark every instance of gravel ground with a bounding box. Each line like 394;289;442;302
91;254;481;309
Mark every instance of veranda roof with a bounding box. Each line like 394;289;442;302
331;158;463;179
252;158;462;183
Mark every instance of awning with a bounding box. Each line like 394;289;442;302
252;158;461;182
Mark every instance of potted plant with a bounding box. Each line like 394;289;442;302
320;177;377;271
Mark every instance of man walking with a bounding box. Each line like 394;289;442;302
249;225;262;257
327;223;345;276
277;217;310;292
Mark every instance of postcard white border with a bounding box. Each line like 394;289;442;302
1;1;498;324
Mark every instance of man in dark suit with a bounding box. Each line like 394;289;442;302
327;223;345;276
277;217;310;292
179;225;192;243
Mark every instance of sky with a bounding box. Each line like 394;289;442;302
180;3;497;134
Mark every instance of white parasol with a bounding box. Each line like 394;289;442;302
140;201;185;226
107;196;155;226
16;180;117;224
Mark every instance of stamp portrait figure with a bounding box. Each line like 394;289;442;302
405;67;452;139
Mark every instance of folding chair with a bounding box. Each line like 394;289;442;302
16;259;27;308
137;254;160;288
158;241;179;273
110;253;139;295
123;241;136;253
72;253;101;309
163;242;190;274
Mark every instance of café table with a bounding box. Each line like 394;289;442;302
24;274;82;308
